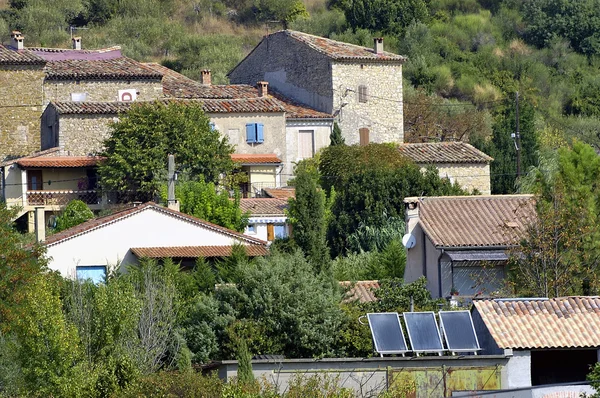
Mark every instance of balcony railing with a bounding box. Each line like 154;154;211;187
239;182;280;198
26;190;101;206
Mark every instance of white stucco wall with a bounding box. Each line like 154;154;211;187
244;215;289;242
285;122;332;164
2;164;25;209
504;350;532;389
45;207;257;278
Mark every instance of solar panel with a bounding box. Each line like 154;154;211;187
367;313;408;356
439;311;481;353
403;312;444;354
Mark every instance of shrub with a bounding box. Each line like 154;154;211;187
55;200;94;232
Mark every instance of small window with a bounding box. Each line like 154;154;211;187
76;266;107;284
274;224;287;239
209;122;216;131
246;123;265;144
359;128;370;146
245;224;256;234
358;85;368;103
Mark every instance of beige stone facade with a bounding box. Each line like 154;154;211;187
421;163;491;195
0;66;46;160
43;80;163;103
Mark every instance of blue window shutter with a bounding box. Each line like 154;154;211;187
246;123;255;143
256;123;264;143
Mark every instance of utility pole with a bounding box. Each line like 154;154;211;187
167;154;179;211
514;91;521;178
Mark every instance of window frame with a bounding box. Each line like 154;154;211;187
246;123;265;144
358;85;368;103
76;265;107;284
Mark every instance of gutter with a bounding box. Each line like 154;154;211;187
436;245;512;251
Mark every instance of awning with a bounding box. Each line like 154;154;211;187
446;250;508;266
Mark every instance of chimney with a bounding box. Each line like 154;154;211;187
257;81;269;97
11;31;23;50
374;37;383;55
72;36;81;50
200;69;211;85
35;207;45;243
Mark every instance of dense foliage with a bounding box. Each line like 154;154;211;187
99;101;234;201
54;200;94;232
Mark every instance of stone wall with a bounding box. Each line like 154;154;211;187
0;66;46;160
45;111;115;155
331;61;403;145
228;33;334;113
43;79;163;103
422;163;491;195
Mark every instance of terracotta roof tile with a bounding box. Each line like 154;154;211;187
16;156;105;168
240;198;288;216
50;98;285;115
130;245;269;258
0;45;45;65
474;297;600;349
284;30;406;62
0;147;61;167
44;202;266;246
398;142;493;164
45;57;163;80
407;195;536;248
340;280;380;303
231;154;282;164
263;187;295;199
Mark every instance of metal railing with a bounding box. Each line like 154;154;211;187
239;182;281;198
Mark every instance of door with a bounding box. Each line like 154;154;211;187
298;130;315;160
27;170;43;191
359;128;370;146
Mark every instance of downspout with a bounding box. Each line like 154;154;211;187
437;248;445;298
0;166;4;202
422;229;427;278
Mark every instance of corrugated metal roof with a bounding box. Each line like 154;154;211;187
407;195;536;248
240;198;288;216
398;142;493;164
16;156;104;168
130;245;269;258
230;154;282;164
473;297;600;349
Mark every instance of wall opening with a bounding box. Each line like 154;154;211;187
531;349;597;385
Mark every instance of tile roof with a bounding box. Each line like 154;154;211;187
50;98;285;115
231;154;282;164
44;202;266;247
0;45;45;65
398;142;493;164
340;280;380;303
406;195;536;248
130;245;269;258
264;187;296;199
280;30;406;62
44;57;163;80
473;297;600;349
0;147;61;167
16;156;104;168
240;198;288;216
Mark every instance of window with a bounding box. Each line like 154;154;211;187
209;122;216;131
246;123;264;144
359;128;370;146
274;224;287;239
298;130;315;159
245;224;256;234
358;85;368;103
27;170;43;190
76;265;106;284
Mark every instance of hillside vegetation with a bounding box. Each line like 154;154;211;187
3;0;600;192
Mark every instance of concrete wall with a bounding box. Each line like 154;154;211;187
331;61;403;145
229;33;334;114
45;207;257;277
2;164;26;209
31;168;85;191
0;66;46;160
216;356;507;397
504;351;532;389
43;79;163;103
285;122;332;163
422;163;491;195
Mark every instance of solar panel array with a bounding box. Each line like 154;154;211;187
366;310;481;356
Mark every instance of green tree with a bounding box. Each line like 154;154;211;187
329;122;345;146
99;101;234;201
55;200;94;232
288;163;329;273
369;277;442;313
165;179;248;232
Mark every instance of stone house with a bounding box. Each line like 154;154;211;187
228;30;405;145
404;194;535;298
398;142;493;194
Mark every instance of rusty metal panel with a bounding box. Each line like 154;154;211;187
390;366;501;398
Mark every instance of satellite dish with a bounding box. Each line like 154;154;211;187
402;233;416;249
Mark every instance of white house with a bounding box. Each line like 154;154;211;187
42;202;267;282
239;198;289;242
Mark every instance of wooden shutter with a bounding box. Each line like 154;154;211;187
246;123;256;143
359;128;370;146
298;130;314;159
256;123;264;143
358;85;368;103
267;223;274;241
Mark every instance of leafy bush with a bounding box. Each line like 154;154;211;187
55;200;94;232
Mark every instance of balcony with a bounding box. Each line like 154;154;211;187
26;190;102;209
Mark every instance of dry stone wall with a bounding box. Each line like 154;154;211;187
422;163;491;195
43;79;163;103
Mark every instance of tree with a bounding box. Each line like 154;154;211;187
55;199;94;232
329;122;345;146
99;101;234;201
288;163;329;273
165;179;248;232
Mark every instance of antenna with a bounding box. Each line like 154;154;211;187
69;26;89;39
